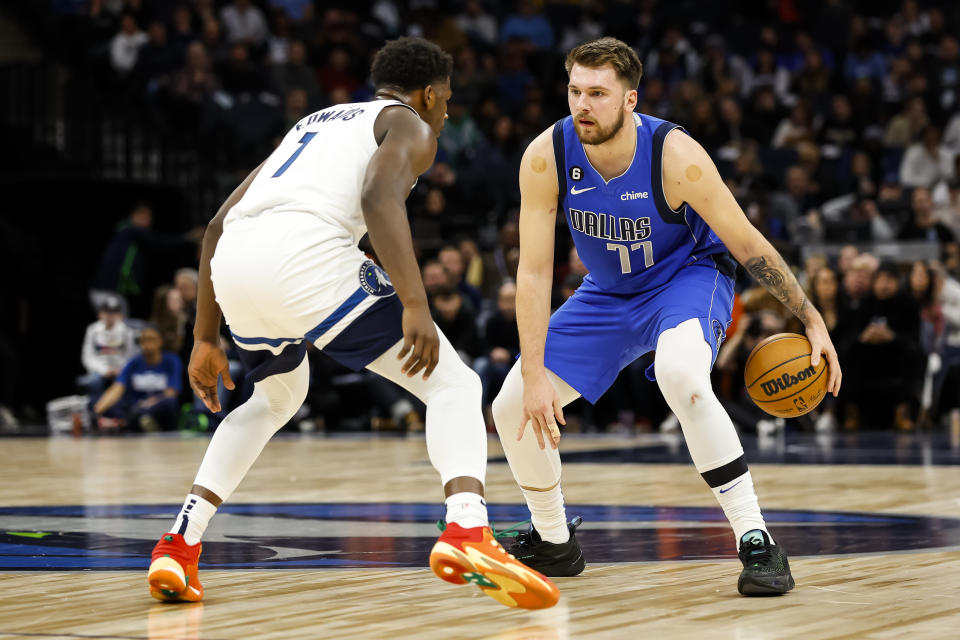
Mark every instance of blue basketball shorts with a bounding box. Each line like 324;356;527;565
542;261;735;403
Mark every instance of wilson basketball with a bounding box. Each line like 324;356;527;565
744;333;828;418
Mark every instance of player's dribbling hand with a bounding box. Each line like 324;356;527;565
398;305;439;379
518;371;565;450
188;339;236;413
805;321;842;397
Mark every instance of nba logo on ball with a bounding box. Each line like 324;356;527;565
744;333;828;418
359;260;395;297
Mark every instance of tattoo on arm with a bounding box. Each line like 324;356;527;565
744;255;813;322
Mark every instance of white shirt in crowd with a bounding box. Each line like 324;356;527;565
81;320;138;377
110;30;148;73
220;3;269;45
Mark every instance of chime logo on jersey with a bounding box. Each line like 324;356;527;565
359;260;395;297
569;209;652;242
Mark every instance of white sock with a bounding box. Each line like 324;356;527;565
169;494;217;546
522;485;569;544
709;471;771;545
444;492;488;529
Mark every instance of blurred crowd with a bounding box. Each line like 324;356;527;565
24;0;960;433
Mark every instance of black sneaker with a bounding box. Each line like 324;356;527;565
737;529;795;596
505;516;585;577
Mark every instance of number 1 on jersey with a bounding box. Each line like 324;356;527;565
607;241;654;274
272;132;317;177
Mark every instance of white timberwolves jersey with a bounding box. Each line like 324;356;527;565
224;99;415;244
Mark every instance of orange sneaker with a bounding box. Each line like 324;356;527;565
430;523;560;609
148;533;203;602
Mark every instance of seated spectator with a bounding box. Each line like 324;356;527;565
438;244;482;313
899;186;957;243
937;269;960;432
151;284;186;353
110;13;147;77
269;39;321;106
845;263;922;430
474;281;520;406
169;5;195;51
500;0;554;51
883;95;929;149
134;21;180;88
422;259;449;299
317;47;360;96
220;0;268;47
457;0;498;47
92;325;182;431
899;125;955;190
431;287;480;365
80;295;138;395
218;43;265;94
910;260;944;363
772;101;816;150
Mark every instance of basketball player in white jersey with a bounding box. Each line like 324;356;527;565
147;38;558;610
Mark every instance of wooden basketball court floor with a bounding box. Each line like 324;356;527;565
2;431;960;640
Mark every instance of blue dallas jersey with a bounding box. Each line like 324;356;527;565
553;112;733;294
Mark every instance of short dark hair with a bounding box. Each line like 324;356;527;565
370;37;453;93
565;37;643;90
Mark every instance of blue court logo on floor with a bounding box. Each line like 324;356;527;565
2;503;959;571
359;260;394;297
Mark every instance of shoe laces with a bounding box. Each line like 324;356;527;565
740;539;774;567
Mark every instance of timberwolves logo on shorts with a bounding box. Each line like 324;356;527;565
359;260;395;297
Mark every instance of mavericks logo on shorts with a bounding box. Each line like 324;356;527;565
359;260;395;297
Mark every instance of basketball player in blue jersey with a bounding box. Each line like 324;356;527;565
146;37;558;610
492;38;842;595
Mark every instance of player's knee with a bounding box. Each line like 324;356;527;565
491;389;519;437
655;357;708;399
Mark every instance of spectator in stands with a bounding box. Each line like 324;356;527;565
199;18;229;65
500;0;553;51
431;286;480;365
317;47;359;96
422;260;449;300
134;20;180;87
772;101;816;149
899;186;956;243
767;165;818;241
218;43;265;94
845;263;922;429
438;245;482;313
170;5;195;51
458;238;485;292
150;285;186;353
933;35;960;115
884;95;929;149
474;281;520;407
92;325;182;431
456;0;497;47
269;39;320;106
269;0;313;24
819;94;860;150
909;260;943;356
937;267;960;433
809;266;844;431
220;0;268;47
900;125;955;189
91;203;199;318
110;13;147;76
283;87;309;130
80;295;138;395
